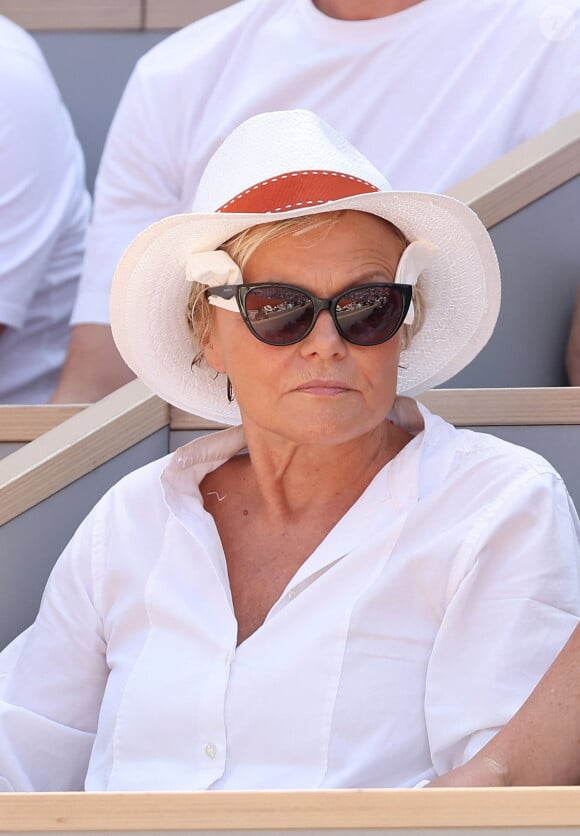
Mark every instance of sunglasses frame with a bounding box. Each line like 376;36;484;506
207;282;413;347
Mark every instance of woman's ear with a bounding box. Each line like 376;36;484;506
202;323;227;374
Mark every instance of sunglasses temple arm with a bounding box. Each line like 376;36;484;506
207;285;236;298
206;286;240;312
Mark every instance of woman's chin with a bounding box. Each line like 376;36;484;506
248;409;382;448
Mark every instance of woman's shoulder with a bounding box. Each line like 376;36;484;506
453;425;557;474
420;406;565;496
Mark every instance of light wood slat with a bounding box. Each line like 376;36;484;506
447;112;580;229
170;408;228;431
3;788;580;831
417;387;580;426
0;406;86;442
170;388;580;431
145;0;239;30
0;0;142;30
0;380;168;526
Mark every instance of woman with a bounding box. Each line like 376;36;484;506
0;110;579;792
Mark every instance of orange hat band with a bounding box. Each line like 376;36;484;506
217;169;379;214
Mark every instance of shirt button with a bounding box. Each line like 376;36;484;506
287;589;297;601
205;742;217;759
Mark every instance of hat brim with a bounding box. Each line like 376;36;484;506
110;191;500;423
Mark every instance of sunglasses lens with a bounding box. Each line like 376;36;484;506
336;286;406;345
244;286;314;344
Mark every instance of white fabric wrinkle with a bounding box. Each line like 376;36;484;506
444;465;580;610
319;504;419;781
88;500;107;632
267;555;345;621
0;704;93;791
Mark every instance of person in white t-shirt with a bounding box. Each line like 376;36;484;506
1;110;579;791
51;0;580;402
0;16;90;403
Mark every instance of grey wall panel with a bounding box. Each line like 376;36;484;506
0;428;169;650
0;442;23;460
169;429;214;452
447;176;580;389
34;31;171;192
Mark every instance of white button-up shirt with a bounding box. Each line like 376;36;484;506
1;400;579;792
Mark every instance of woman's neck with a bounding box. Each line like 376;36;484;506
240;419;412;524
312;0;424;21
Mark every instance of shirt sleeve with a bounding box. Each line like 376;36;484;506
71;63;183;325
424;468;580;775
0;505;108;791
0;46;87;329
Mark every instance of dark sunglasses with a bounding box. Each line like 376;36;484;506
206;282;413;347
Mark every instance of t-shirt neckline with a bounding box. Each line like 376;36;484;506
297;0;433;43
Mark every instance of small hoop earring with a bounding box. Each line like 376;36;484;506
226;376;234;403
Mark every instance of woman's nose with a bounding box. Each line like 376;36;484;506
298;309;347;359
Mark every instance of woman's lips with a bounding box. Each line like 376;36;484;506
295;380;353;396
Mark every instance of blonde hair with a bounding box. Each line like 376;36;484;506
186;212;424;360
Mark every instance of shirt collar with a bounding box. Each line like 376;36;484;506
161;396;434;517
164;397;426;479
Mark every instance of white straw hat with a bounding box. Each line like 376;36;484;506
111;109;500;424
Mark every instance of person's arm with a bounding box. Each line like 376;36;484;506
423;467;580;784
51;324;134;402
51;62;183;403
566;289;580;386
428;624;580;786
0;42;86;346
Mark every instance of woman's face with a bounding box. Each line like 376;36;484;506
205;210;407;446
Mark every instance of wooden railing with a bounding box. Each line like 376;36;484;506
0;380;167;525
2;788;580;832
445;110;580;228
0;0;238;30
